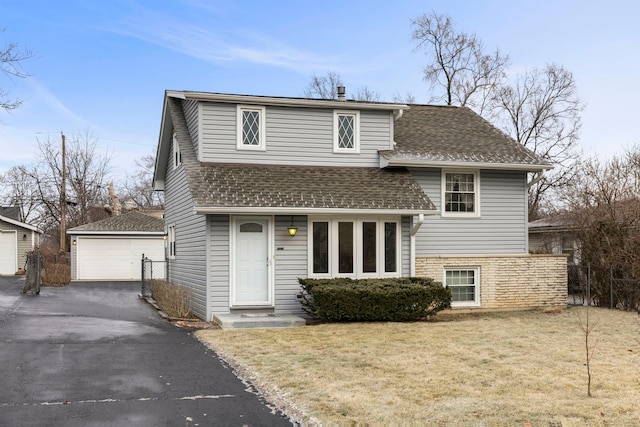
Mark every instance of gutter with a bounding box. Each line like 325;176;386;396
193;207;435;216
408;211;443;276
411;213;425;236
381;157;553;172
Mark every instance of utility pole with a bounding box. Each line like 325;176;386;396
60;132;66;253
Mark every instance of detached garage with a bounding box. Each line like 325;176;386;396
0;212;42;275
68;211;165;281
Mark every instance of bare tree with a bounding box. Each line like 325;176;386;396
120;152;164;209
411;12;509;115
564;149;640;309
1;29;33;112
30;131;112;243
304;70;381;101
492;64;584;218
304;70;343;100
392;92;417;104
410;12;582;218
0;164;40;222
353;86;381;102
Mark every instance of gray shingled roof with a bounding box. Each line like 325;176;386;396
383;104;551;168
68;211;164;233
167;98;435;213
0;206;20;221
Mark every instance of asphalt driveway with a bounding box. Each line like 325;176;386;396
0;276;292;426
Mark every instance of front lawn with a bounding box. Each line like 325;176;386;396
195;307;640;425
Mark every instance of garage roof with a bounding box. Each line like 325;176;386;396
67;211;164;235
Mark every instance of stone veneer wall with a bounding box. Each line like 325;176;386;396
415;254;567;309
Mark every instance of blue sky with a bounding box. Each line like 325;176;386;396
1;0;639;179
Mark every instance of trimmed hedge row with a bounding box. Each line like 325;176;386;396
298;277;451;321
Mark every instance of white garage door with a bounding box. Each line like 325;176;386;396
0;231;17;275
77;237;165;280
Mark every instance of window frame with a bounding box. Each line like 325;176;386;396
167;224;176;259
172;133;182;169
236;105;266;151
444;267;480;307
441;170;480;217
333;110;360;153
307;217;401;279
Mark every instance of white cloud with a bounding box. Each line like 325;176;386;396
27;79;89;126
101;8;341;74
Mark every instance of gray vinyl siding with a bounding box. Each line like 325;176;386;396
208;215;230;314
411;168;528;255
274;215;307;314
0;219;37;272
164;141;208;319
183;99;200;158
199;102;393;166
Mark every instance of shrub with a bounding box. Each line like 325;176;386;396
149;279;194;319
299;277;451;321
40;247;70;286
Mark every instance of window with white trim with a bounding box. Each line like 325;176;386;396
237;105;266;150
309;217;400;278
333;110;360;153
172;133;182;169
442;171;479;215
167;224;176;259
445;267;480;306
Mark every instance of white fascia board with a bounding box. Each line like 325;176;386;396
67;231;165;236
194;206;439;216
167;90;408;111
383;158;553;172
0;215;43;233
153;96;172;185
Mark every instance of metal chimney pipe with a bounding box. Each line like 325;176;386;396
337;86;346;101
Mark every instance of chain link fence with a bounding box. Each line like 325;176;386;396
140;254;166;298
568;263;640;310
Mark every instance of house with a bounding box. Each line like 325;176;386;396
152;90;568;324
0;208;42;275
67;211;165;281
529;215;579;264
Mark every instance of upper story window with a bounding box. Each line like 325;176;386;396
442;171;479;216
333;110;360;153
237;105;266;150
172;133;182;169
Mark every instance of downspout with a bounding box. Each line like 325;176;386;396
410;214;425;277
527;170;545;189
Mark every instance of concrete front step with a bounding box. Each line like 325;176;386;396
213;313;306;329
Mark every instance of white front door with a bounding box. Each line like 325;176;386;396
233;217;272;306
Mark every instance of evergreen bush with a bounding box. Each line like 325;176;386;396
298;277;451;321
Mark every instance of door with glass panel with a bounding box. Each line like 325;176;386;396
234;218;271;305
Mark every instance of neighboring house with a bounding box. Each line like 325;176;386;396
153;90;568;322
0;210;42;275
68;211;165;281
529;215;579;264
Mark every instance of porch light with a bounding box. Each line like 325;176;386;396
287;216;298;237
72;240;77;246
